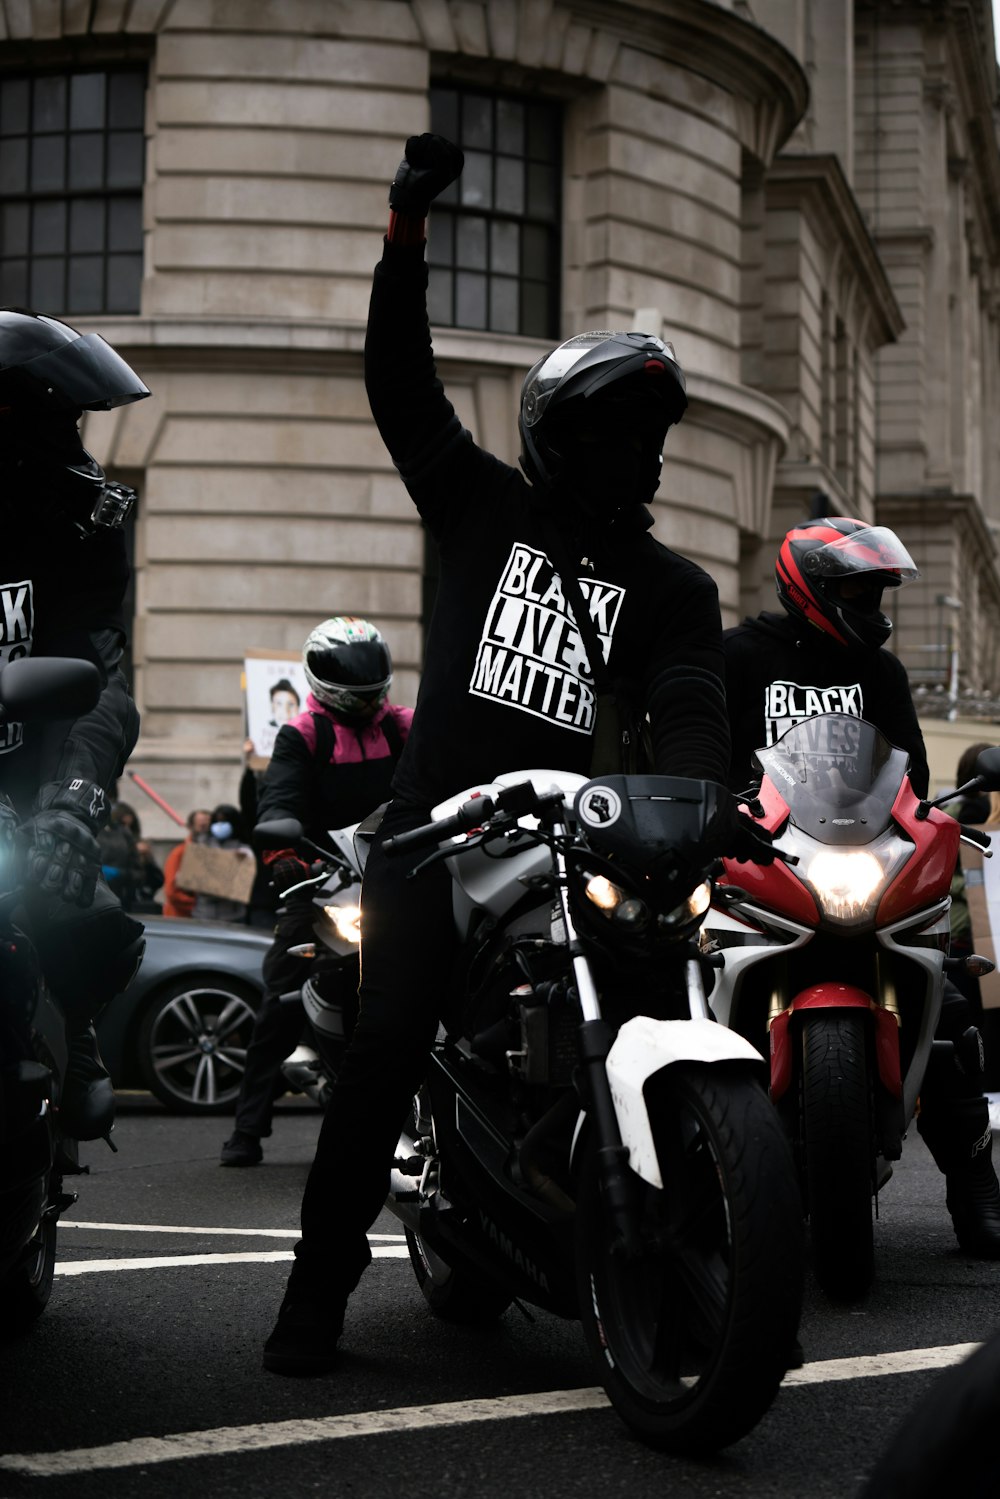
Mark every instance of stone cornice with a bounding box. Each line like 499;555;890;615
765;154;905;346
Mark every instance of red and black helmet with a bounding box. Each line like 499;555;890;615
775;517;919;648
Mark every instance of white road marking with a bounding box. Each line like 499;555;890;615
0;1344;982;1477
60;1221;404;1242
54;1246;409;1276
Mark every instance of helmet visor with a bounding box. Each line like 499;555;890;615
20;333;150;412
802;526;919;585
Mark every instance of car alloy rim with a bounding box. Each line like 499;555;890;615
148;987;256;1106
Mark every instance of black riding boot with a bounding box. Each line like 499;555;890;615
919;1093;1000;1257
58;1023;116;1141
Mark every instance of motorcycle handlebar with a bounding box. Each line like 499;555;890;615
383;795;497;857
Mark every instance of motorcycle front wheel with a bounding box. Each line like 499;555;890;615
800;1010;875;1299
576;1064;803;1453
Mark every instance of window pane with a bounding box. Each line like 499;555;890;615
430;88;458;144
67;254;104;312
527;162;556;220
33;200;67;254
108;197;142;252
0;259;29;304
495;156;524;215
30;256;64;309
1;203;29;255
496;98;524;156
106;252;141;313
461;94;492;150
455;214;487;270
70;73;105;131
460;150;491;209
68;132;103;190
33;76;67;132
107;130;143;188
71;197;106;253
31;135;65;192
491;219;518;275
109;72;145;129
427;209;453;267
1;79;30;136
427;267;452;325
522;224;549;280
490;276;519;334
0;137;28;193
521;280;551;338
456;270;487;329
527;103;558;162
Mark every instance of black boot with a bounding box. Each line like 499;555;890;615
919;1095;1000;1257
59;1023;115;1141
262;1247;372;1375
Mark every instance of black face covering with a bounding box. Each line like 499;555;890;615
2;409;134;537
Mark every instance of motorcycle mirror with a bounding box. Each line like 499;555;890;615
974;747;1000;789
253;816;304;851
0;656;101;722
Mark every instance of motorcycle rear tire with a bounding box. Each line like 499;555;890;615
405;1228;513;1324
801;1010;875;1300
0;1210;56;1335
575;1064;803;1453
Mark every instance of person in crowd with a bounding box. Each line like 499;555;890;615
98;800;163;913
944;743;995;1017
161;807;211;918
261;133;766;1375
220;617;412;1168
724;516;1000;1258
0;307;150;1140
193;804;254;924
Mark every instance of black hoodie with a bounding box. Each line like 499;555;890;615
723;611;929;797
364;239;731;807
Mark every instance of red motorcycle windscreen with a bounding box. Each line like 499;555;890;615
754;714;909;847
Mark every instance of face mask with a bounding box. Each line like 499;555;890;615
210;821;233;841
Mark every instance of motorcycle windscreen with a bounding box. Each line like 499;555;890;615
754;713;909;845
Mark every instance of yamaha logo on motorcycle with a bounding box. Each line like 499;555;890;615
376;769;804;1454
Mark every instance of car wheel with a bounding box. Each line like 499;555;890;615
136;977;260;1114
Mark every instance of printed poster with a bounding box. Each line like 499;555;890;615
244;649;310;768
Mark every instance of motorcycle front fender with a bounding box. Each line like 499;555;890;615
769;985;902;1104
603;1015;766;1190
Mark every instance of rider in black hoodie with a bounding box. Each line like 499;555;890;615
724;517;1000;1258
262;133;764;1375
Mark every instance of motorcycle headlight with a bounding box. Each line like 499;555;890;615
584;873;626;912
324;903;362;944
657;880;712;930
806;850;885;922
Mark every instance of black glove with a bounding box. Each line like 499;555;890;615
20;779;110;907
267;851;311;895
713;793;777;867
389;133;465;218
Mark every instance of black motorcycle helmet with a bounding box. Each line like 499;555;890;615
0;307;150;535
518;330;687;518
776;516;919;649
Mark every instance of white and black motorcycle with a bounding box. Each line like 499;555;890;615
370;769;804;1453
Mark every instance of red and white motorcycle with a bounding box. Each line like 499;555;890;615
705;713;1000;1298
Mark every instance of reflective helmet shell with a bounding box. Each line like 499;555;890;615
518;330;687;490
302;617;393;719
0;309;149;414
776;517;919;648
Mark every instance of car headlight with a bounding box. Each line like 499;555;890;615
806;850;884;921
324;903;362;944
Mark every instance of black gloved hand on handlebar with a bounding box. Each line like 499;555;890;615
265;849;312;894
389;134;465;218
19;778;110;907
712;793;777;867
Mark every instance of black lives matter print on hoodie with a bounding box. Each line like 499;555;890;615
0;578;34;753
722;611;929;797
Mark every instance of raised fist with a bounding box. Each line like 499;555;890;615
388;133;465;218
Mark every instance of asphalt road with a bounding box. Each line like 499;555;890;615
1;1094;999;1499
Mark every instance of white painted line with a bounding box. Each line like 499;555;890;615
59;1221;404;1242
54;1246;409;1276
0;1343;982;1478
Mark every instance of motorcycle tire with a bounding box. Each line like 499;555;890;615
575;1063;803;1453
801;1010;875;1300
405;1228;513;1324
858;1328;1000;1498
0;1209;56;1336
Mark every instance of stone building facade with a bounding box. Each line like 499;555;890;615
0;0;998;835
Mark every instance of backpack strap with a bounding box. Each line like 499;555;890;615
379;707;405;765
309;709;336;773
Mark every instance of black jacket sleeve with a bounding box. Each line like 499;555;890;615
645;557;730;783
883;652;929;797
256;724;317;829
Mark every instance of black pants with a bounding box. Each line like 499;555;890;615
292;801;453;1293
233;903;315;1138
